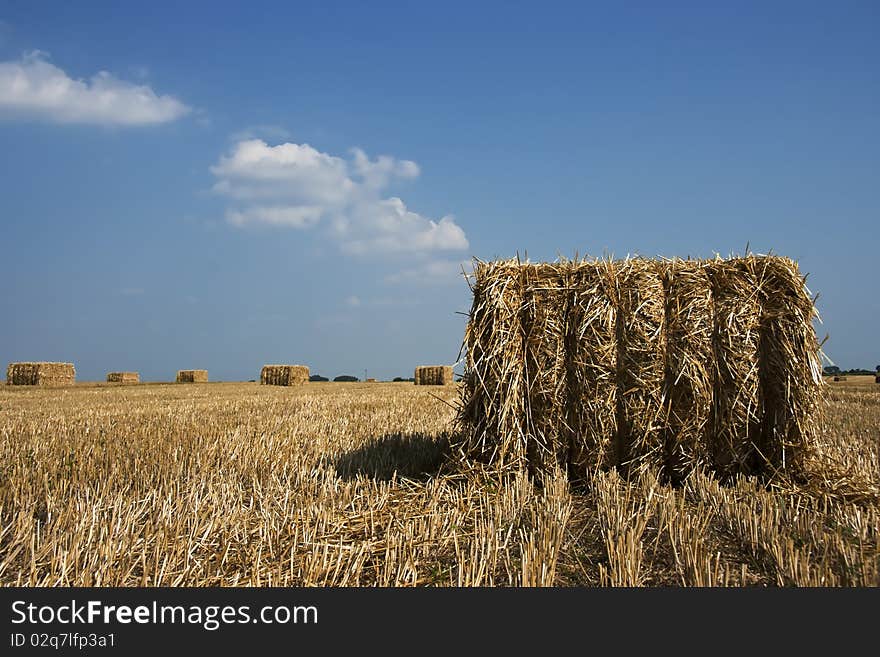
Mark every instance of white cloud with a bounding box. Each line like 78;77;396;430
226;205;323;228
344;295;362;308
0;51;190;125
211;139;468;255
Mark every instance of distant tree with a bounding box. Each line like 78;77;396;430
333;375;359;382
876;365;880;373
392;377;405;382
823;366;841;375
309;374;329;382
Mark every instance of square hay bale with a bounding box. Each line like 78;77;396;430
414;365;454;386
260;364;310;386
457;254;822;481
6;362;75;386
176;369;208;383
106;371;139;384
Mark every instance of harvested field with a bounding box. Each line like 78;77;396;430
0;381;876;586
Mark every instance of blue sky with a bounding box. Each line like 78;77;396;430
1;1;877;381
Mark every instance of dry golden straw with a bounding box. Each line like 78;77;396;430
457;254;823;481
415;366;454;386
260;365;310;386
6;362;75;386
176;369;208;383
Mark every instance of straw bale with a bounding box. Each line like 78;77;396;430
260;365;309;386
457;254;822;482
106;371;139;384
6;362;76;386
176;369;208;383
415;366;454;385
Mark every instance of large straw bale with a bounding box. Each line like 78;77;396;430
260;365;310;386
457;254;823;482
176;369;208;383
6;362;76;386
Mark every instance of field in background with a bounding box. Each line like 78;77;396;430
0;381;877;586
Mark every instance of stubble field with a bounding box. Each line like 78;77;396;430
0;380;877;586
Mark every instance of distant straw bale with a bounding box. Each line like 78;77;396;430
106;371;139;384
457;254;823;481
176;370;208;383
6;362;75;386
414;365;454;386
260;365;309;386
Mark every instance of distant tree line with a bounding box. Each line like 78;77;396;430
823;366;878;376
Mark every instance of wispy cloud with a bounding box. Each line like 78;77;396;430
211;139;469;255
341;295;419;309
0;51;190;125
384;259;471;286
229;125;292;142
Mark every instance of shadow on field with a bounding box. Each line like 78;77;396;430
333;432;454;481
